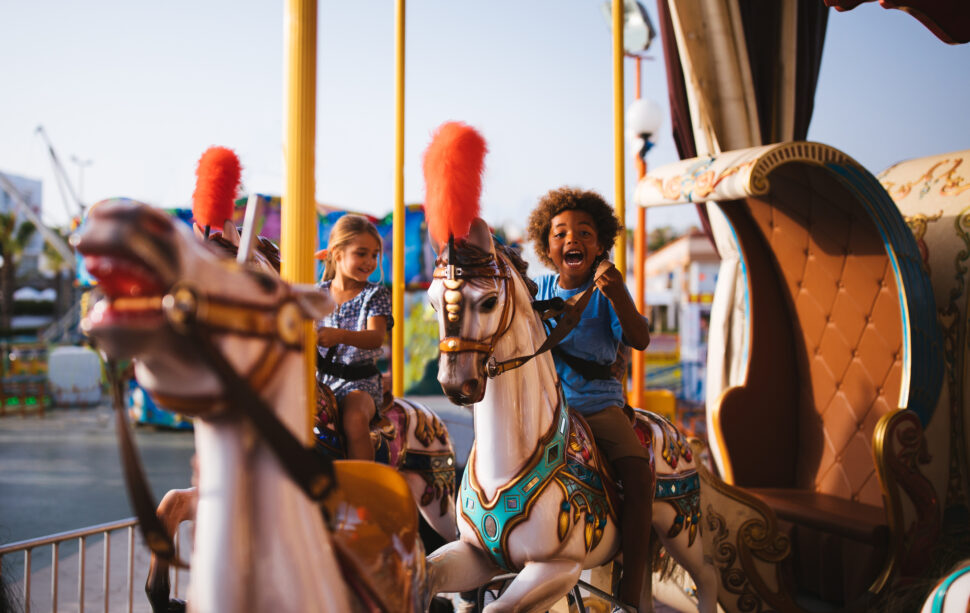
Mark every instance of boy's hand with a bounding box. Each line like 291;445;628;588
317;326;343;347
593;261;625;302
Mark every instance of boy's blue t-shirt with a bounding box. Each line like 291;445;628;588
534;273;624;416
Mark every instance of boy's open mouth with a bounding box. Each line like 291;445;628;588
564;249;585;267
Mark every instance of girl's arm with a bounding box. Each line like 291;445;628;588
317;315;388;350
594;263;651;351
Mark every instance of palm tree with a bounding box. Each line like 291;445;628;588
0;213;37;334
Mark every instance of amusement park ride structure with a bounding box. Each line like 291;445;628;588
4;1;969;612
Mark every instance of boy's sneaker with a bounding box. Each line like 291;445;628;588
611;604;638;613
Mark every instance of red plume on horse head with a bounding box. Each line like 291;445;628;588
192;146;241;230
422;121;488;246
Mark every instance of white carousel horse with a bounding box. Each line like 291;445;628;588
424;218;718;612
76;199;430;612
116;208;457;612
921;562;970;613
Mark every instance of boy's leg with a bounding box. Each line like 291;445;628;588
614;456;653;610
342;390;376;461
584;405;656;611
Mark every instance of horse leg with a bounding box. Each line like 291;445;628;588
484;559;582;613
145;487;197;613
427;540;504;598
652;502;718;613
402;472;459;542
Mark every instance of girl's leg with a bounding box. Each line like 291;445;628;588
342;390;376;461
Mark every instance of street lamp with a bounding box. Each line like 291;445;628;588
601;0;656;54
627;95;662;409
627;97;664;163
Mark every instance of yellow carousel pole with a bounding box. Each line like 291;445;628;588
282;0;318;442
612;0;627;397
392;0;406;398
612;0;626;288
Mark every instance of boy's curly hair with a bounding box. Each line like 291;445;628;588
527;187;620;270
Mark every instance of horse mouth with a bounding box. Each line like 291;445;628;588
82;254;167;331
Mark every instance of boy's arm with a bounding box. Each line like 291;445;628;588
595;263;651;351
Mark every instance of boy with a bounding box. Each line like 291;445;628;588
528;187;652;613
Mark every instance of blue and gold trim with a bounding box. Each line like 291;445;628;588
460;393;619;571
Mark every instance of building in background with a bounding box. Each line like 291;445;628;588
0;172;44;274
644;229;719;404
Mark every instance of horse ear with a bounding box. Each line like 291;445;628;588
292;284;336;320
222;220;241;247
466;218;493;254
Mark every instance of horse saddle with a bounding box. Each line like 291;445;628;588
322;461;425;612
313;382;397;462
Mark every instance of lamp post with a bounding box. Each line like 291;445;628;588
626;93;662;409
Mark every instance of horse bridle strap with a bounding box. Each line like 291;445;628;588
105;284;336;567
106;360;189;569
436;255;516;360
485;260;611;379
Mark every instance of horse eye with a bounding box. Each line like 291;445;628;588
248;270;278;293
480;296;498;312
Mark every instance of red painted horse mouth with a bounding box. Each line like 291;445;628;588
82;254;167;330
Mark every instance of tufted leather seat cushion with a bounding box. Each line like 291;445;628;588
713;164;903;605
746;165;902;507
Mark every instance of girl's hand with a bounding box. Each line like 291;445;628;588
317;326;343;347
593;262;624;302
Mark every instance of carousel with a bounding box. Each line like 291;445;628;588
45;1;970;613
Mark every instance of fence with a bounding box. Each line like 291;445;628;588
0;518;189;612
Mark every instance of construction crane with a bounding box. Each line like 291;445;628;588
34;125;85;221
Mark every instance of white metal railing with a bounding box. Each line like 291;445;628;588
0;518;187;612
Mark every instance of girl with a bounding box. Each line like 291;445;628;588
316;214;391;461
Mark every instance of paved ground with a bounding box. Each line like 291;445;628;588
0;399;686;612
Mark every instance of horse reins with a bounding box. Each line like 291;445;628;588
104;280;337;567
435;243;609;379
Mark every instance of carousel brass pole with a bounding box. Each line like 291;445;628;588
392;0;406;398
282;0;318;443
612;0;627;394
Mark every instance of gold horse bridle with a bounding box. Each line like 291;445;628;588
434;252;517;375
105;275;337;569
435;250;609;380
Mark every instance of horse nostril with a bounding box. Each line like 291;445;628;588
461;379;479;398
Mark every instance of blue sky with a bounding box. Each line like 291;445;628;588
1;1;968;236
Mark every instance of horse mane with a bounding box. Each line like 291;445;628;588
438;239;537;297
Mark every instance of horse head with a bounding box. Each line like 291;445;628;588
428;218;543;406
75;198;333;411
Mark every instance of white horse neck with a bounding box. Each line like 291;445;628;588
189;344;351;612
472;265;561;498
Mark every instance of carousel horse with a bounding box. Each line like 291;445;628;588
423;218;719;612
132;208;457;612
921;561;970;613
76;199;430;612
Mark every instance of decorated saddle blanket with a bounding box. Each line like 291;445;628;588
460;399;701;571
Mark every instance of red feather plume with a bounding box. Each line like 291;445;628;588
192;146;241;229
422;122;487;245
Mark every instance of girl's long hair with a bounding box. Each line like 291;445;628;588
322;214;384;283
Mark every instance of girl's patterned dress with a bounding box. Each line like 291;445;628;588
316;281;393;410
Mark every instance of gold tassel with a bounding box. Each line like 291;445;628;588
558;509;570;542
